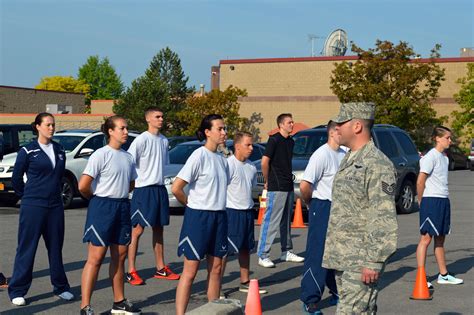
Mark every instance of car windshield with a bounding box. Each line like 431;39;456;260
169;143;202;164
53;135;85;152
292;131;328;158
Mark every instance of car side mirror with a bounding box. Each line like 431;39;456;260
77;147;94;158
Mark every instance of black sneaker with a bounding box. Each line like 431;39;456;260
0;273;8;288
80;305;94;315
111;299;141;314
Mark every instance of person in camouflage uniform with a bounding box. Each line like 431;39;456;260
322;102;398;315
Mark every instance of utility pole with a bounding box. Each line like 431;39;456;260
307;34;322;57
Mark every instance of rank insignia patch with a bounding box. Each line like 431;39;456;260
382;181;395;195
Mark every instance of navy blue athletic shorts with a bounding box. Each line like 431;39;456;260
226;208;255;255
419;197;451;236
130;185;170;227
83;196;131;246
177;207;228;260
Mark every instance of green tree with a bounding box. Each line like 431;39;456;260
148;47;194;130
177;86;257;138
78;55;124;104
113;74;171;132
451;63;474;151
330;40;446;148
114;47;193;134
36;76;90;96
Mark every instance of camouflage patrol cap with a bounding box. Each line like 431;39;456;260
332;102;375;123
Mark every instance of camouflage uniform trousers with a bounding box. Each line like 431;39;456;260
335;266;385;315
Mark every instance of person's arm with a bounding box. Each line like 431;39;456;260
300;180;313;206
78;174;94;200
261;156;270;190
416;172;428;205
171;178;188;206
12;148;28;197
362;166;398;276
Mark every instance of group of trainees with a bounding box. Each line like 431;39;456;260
7;111;268;315
6;110;463;315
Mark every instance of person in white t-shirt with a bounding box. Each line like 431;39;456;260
299;121;346;314
416;126;463;286
125;107;179;286
171;114;229;315
220;131;268;297
78;116;141;315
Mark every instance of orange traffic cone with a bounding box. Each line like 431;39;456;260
410;266;432;300
245;279;262;315
291;198;306;228
256;190;267;226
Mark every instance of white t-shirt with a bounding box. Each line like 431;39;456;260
127;131;169;187
420;148;449;198
302;143;346;201
39;141;56;168
83;145;138;198
177;146;229;211
226;155;257;210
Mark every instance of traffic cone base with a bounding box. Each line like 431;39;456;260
410;266;433;300
245;279;262;315
291;198;306;228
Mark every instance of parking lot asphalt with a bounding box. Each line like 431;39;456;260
0;170;473;314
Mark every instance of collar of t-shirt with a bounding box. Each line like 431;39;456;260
38;141;56;168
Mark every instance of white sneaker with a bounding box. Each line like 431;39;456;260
437;273;463;285
258;257;275;268
58;291;74;301
427;281;433;289
11;297;26;306
280;251;304;263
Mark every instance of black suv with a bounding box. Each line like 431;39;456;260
256;124;420;214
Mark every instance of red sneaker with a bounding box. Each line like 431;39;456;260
154;266;180;280
125;270;144;285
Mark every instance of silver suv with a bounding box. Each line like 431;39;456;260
256;124;420;214
0;130;138;208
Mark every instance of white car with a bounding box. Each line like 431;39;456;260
0;130;138;208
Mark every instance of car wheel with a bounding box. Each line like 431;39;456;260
448;159;455;171
1;195;19;207
397;180;415;214
61;177;74;209
466;160;471;170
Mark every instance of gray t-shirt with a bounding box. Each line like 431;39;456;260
83;145;137;198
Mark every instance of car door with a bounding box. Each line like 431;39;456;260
373;130;406;190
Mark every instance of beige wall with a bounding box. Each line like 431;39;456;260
219;57;473;141
0;86;86;114
0;114;110;130
91;99;115;114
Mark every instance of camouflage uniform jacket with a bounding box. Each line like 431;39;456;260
322;140;398;272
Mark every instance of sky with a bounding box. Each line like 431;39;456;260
1;0;473;91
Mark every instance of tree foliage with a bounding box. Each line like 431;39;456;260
78;55;124;104
177;86;256;138
114;47;192;134
36;76;90;96
451;63;474;150
113;74;171;132
330;40;446;148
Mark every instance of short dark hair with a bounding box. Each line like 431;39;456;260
276;113;292;127
31;112;54;135
145;107;163;117
196;114;224;141
326;120;338;133
356;119;374;131
234;131;253;144
101;115;126;141
432;126;451;141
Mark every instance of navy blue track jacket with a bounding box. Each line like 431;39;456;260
12;140;66;207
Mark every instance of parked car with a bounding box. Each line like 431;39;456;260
446;144;471;170
164;140;266;208
0;130;138;208
0;124;36;159
167;136;198;150
255;124;420;214
470;139;474;171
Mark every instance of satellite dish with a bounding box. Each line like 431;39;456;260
322;29;348;56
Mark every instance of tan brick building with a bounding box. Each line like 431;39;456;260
214;56;474;141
